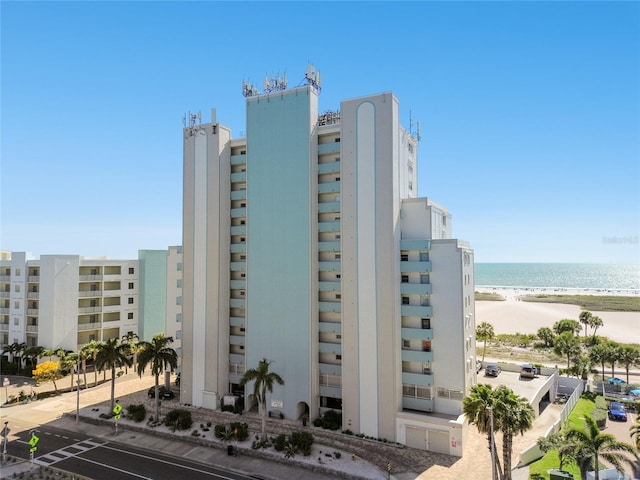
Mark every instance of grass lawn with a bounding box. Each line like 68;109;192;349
528;396;596;479
520;295;640;312
475;291;506;301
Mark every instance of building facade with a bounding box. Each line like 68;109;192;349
0;252;138;352
180;70;476;455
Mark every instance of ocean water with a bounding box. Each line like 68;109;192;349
474;263;640;292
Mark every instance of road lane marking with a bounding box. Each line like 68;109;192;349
71;456;154;479
101;444;240;479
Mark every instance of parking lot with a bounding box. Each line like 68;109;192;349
478;367;552;405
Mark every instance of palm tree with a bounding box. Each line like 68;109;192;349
553;319;581;336
630;416;640;449
617;345;640;384
60;352;79;391
579;311;592;338
121;332;140;374
537;327;555;348
476;322;495;362
80;341;101;388
240;358;285;441
564;415;638;480
14;342;27;372
604;342;621;378
492;385;534;480
94;338;132;410
589;343;610;378
23;345;43;368
462;384;503;479
136;333;178;421
589;315;604;340
553;332;581;370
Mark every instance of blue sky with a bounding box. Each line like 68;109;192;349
1;1;639;264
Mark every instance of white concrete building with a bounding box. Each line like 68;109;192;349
185;68;476;456
0;252;138;352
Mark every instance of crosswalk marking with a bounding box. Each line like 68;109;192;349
34;439;104;466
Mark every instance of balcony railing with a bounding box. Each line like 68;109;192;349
79;275;102;281
28;275;41;282
229;363;246;375
0;292;9;298
79;307;101;314
27;292;39;299
79;290;102;297
27;309;39;315
26;325;38;333
78;322;102;331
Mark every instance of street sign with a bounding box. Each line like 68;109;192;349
29;433;39;453
113;402;122;421
2;378;9;387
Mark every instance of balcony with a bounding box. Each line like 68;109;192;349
318;221;340;233
318;182;340;194
230;172;246;183
27;292;40;299
400;239;431;251
401;350;433;363
26;325;38;333
401;327;433;341
400;261;432;273
230;154;247;165
79;275;102;281
0;276;9;282
318;281;340;292
402;397;433;413
230;280;246;290
27;309;39;315
79;290;102;297
400;283;432;295
78;322;101;331
402;371;433;386
318;162;340;175
230;263;246;272
229;363;246;375
230;335;245;347
319;302;341;313
319;342;342;355
319;362;342;375
28;275;41;282
230;190;247;201
0;292;9;298
230;207;246;218
0;324;9;332
230;298;245;309
229;317;245;328
318;142;341;155
0;308;9;314
318;261;340;272
318;241;340;252
319;321;341;334
318;201;340;213
79;306;101;314
401;305;432;317
230;225;246;236
230;244;246;254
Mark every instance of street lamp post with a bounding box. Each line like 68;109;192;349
75;356;80;423
487;406;496;480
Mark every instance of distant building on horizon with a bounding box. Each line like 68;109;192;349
180;67;476;456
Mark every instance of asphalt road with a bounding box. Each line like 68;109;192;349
9;425;261;480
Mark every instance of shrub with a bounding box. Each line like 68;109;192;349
595;395;607;411
214;424;227;439
164;409;193;430
591;407;607;429
312;417;323;427
290;431;314;456
274;433;287;451
229;422;249;441
322;410;342;430
220;405;235;413
126;404;147;423
334;451;341;459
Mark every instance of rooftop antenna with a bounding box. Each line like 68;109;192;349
305;64;322;92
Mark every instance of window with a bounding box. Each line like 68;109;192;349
177;279;182;288
422;363;432;375
403;339;411;348
240;202;246;207
335;234;341;239
128;298;134;305
177;263;183;271
240;255;246;260
240;220;245;225
401;253;408;261
128;282;134;289
334;254;341;259
334;138;340;143
127;312;134;320
14;285;20;293
240;273;246;278
15;268;21;276
176;313;182;322
335;294;341;299
402;297;410;305
421;318;431;329
422;341;431;352
176;296;182;305
14;301;19;309
176;330;182;340
335;177;340;181
336;354;342;360
14;318;19;325
129;268;135;274
336;274;341;279
401;275;409;283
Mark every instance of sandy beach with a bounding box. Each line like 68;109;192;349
475;287;640;344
